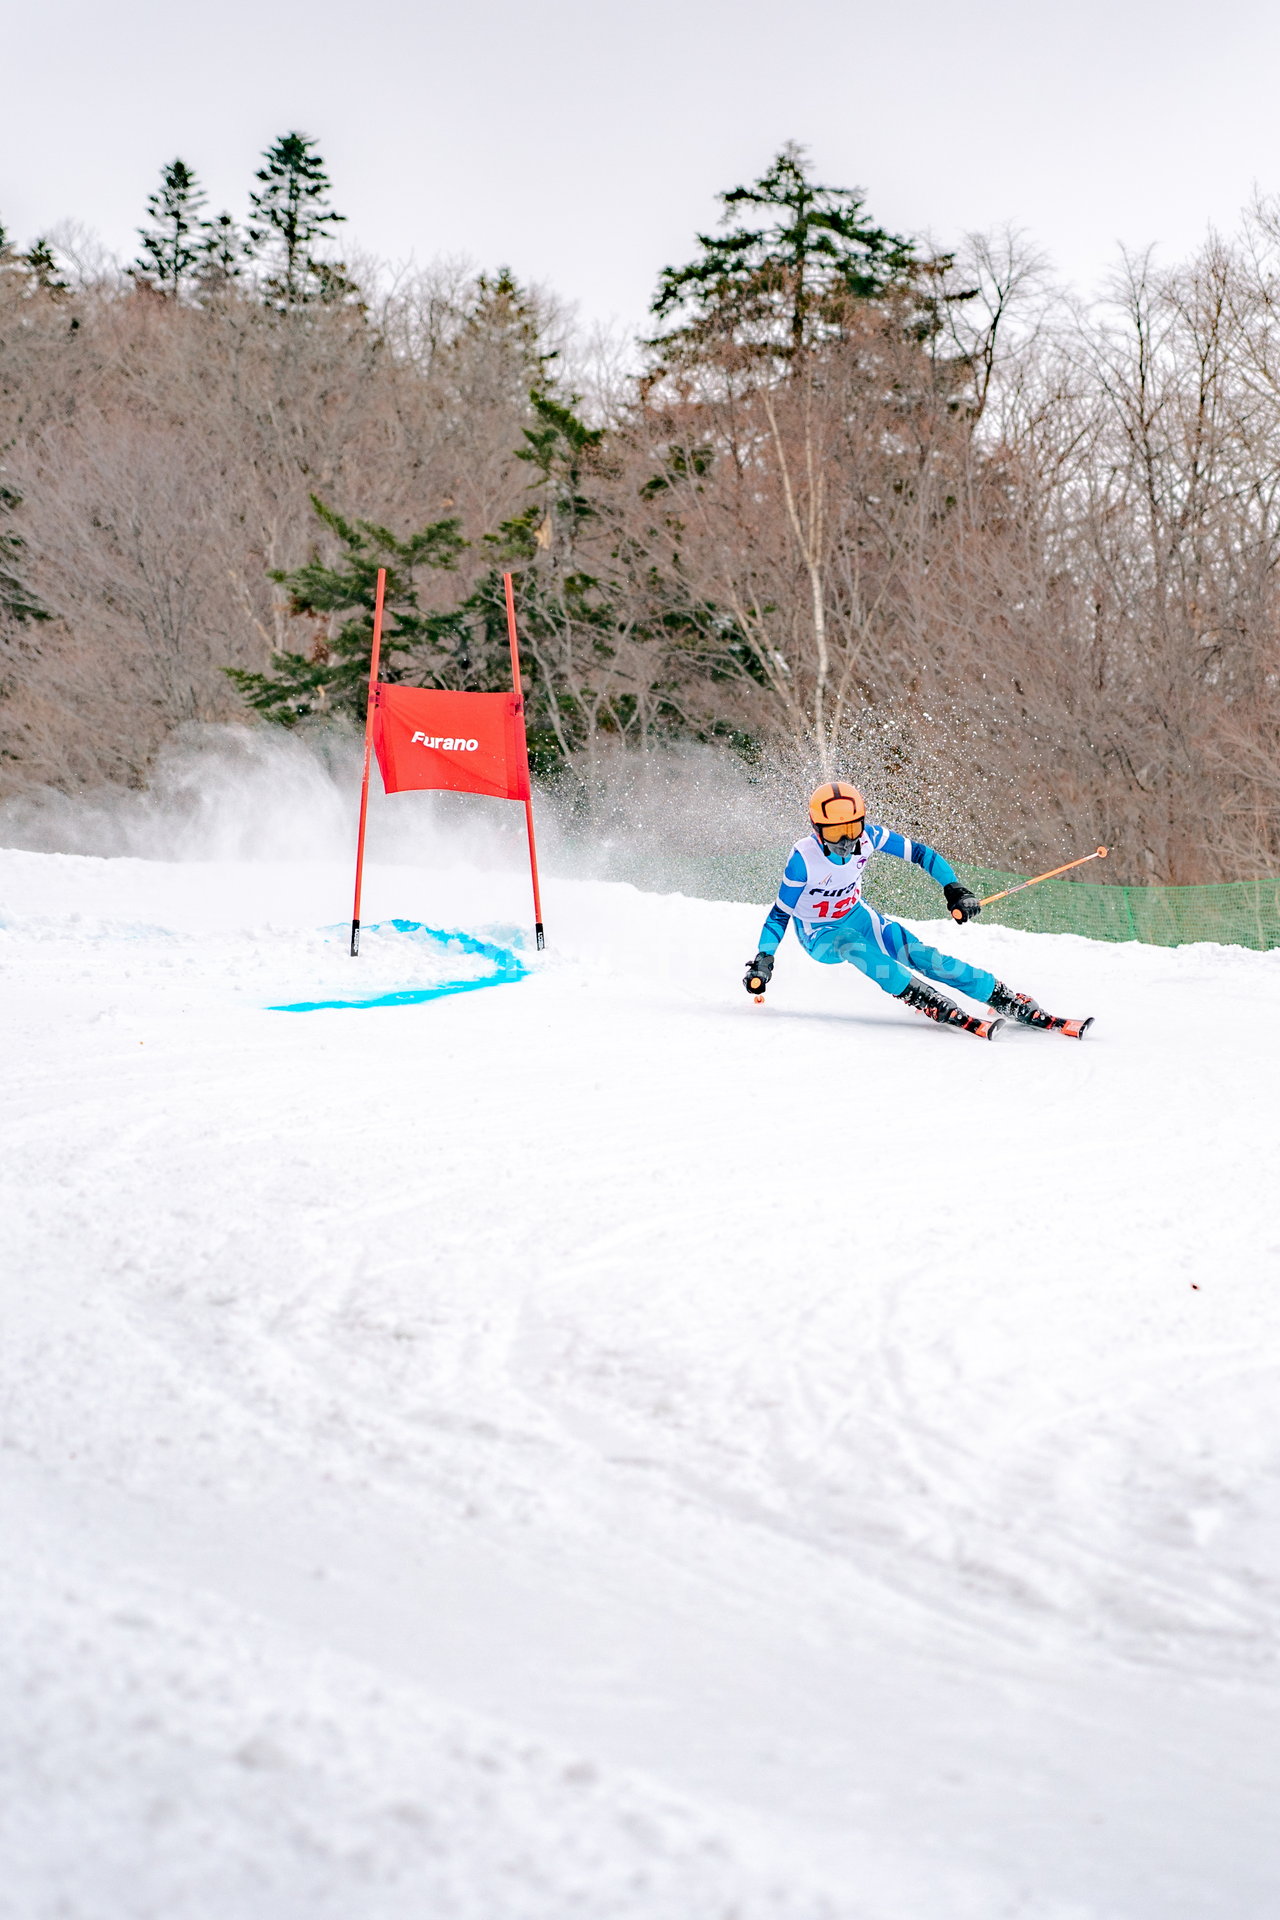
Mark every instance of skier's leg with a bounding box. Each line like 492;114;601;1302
856;913;1092;1034
801;909;1002;1037
805;905;996;1001
801;907;914;994
874;912;997;1004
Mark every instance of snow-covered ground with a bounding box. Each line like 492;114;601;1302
3;842;1279;1919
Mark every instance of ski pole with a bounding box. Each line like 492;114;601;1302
953;846;1108;919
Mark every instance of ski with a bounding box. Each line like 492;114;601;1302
912;1003;1004;1039
988;985;1094;1038
1044;1014;1093;1039
898;978;1004;1038
1012;1004;1095;1038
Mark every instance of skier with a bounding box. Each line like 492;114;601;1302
743;783;1092;1039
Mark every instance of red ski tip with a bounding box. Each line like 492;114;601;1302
1060;1016;1094;1039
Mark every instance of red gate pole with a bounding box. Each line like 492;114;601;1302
350;567;387;956
503;571;545;950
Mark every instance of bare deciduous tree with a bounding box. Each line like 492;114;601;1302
6;206;1280;885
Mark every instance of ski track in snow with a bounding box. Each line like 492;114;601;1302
2;846;1279;1919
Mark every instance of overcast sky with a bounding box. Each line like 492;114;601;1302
4;0;1279;331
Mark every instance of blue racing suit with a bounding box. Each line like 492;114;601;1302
756;824;997;1003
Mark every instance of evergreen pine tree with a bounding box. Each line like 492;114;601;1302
457;269;559;388
0;221;19;286
471;392;658;777
134;159;207;296
509;391;604;551
227;497;468;725
194;211;244;298
0;478;50;626
1;224;68;300
247;132;349;310
651;142;916;367
21;237;68;296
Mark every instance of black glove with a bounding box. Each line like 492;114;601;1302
744;952;774;996
944;882;981;923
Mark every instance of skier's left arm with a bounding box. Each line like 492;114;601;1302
865;823;980;922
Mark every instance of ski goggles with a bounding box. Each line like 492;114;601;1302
818;818;864;845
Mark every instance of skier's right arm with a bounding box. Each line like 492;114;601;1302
755;901;792;956
744;849;806;995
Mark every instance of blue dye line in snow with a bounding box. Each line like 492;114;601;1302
269;920;528;1013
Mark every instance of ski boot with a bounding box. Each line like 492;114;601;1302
988;981;1094;1039
898;979;1003;1040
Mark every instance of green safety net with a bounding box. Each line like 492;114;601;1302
603;848;1280;950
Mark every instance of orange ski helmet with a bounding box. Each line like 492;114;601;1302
809;782;865;833
809;782;866;863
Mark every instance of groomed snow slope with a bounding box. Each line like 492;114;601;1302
3;846;1279;1920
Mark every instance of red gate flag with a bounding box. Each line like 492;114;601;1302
350;568;544;955
372;685;531;802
